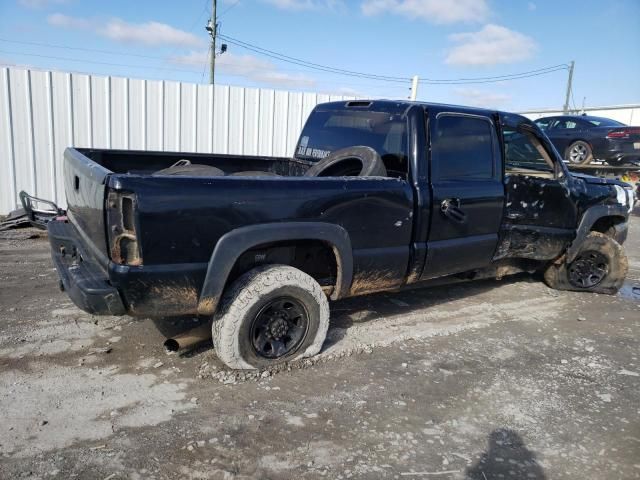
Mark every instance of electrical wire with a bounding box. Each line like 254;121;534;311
1;36;570;87
201;45;211;83
0;50;205;73
0;37;405;85
419;66;569;85
419;64;569;83
218;34;411;82
219;0;241;17
219;33;570;85
0;38;168;61
0;50;409;93
570;88;578;112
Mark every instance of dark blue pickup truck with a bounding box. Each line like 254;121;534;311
40;100;635;369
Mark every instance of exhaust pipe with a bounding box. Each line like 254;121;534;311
163;322;212;352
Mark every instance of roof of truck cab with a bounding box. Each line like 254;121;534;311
316;99;531;122
315;99;516;118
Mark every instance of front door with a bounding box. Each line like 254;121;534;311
495;116;578;261
420;111;505;280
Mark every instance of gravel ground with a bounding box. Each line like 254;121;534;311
0;213;639;480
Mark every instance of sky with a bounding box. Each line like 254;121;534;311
0;0;639;111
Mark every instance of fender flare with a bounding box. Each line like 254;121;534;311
566;204;628;262
197;222;353;315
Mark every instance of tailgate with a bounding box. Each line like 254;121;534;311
64;148;111;263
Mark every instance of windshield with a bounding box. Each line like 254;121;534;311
295;110;408;164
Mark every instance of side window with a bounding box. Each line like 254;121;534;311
535;118;551;130
554;119;578;129
503;126;556;178
433;114;495;180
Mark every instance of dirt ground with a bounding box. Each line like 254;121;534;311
1;214;639;480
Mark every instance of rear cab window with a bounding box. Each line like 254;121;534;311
295;109;409;177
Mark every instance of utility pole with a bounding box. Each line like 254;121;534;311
410;75;419;101
563;60;575;113
207;0;217;85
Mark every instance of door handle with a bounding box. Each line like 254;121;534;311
440;198;467;224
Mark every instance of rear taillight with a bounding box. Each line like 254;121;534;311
106;190;142;266
607;127;640;139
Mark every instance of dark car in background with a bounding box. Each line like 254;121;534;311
535;115;640;165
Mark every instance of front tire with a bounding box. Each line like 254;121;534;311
212;265;330;370
544;231;628;294
565;141;593;165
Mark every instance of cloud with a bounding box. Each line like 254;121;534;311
528;2;537;11
47;14;204;48
445;24;537;66
361;0;489;24
19;0;68;9
101;19;203;47
47;13;91;29
171;51;316;89
263;0;344;11
455;87;511;107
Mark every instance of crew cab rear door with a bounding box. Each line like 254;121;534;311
420;110;504;280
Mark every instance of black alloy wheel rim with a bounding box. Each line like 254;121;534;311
568;250;609;288
250;297;309;359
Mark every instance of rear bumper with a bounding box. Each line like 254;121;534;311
597;138;640;161
47;220;126;316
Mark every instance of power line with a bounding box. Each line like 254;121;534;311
219;0;240;17
0;50;406;91
0;50;410;94
1;36;570;86
218;34;411;83
418;65;569;84
0;50;204;74
419;66;569;85
0;38;168;61
218;33;570;85
201;45;211;83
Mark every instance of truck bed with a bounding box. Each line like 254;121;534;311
79;148;313;177
62;147;415;316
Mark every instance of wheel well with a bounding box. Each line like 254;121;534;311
227;239;338;294
590;215;626;236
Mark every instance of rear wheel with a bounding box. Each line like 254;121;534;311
212;265;330;370
565;141;593;165
544;231;628;294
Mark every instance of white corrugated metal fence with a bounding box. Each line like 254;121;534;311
2;65;638;216
0;66;354;215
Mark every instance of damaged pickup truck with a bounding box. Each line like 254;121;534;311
40;100;635;369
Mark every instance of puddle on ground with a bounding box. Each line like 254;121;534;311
618;282;640;301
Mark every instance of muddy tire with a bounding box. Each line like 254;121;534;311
544;231;628;294
304;146;387;177
211;265;330;370
565;140;593;165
